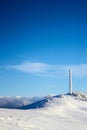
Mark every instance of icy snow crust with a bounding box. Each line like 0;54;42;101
0;93;87;130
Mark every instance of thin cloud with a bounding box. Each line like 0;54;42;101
6;62;52;73
2;61;87;78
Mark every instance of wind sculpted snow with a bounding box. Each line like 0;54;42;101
0;94;87;130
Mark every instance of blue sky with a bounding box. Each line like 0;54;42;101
0;0;87;96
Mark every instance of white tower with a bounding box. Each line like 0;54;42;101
69;69;72;94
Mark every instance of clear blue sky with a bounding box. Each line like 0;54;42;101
0;0;87;96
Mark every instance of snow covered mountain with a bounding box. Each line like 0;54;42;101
0;92;87;130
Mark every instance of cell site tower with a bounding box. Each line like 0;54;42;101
69;69;72;94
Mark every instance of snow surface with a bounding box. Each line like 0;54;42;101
0;94;87;130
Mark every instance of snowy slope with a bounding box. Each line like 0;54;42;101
0;93;87;130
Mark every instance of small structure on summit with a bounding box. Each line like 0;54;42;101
69;69;72;94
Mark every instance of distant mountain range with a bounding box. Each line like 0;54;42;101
0;96;44;109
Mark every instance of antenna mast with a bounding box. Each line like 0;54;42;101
69;69;72;94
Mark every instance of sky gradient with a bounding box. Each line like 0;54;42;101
0;0;87;96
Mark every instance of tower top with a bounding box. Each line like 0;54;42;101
69;69;72;76
69;68;72;72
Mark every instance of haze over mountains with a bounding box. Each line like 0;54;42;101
0;96;44;109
